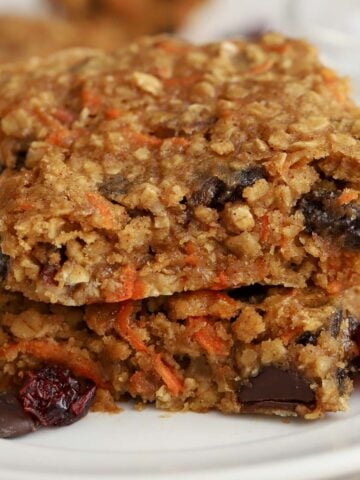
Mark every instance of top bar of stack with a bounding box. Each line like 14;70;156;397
0;33;359;305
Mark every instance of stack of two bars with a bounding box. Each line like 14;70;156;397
0;33;360;435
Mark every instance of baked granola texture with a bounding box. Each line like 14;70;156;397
0;34;359;305
0;16;129;64
1;287;359;421
49;0;205;34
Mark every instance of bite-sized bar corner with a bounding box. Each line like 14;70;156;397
0;286;359;434
0;34;359;305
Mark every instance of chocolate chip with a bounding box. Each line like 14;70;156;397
99;175;130;203
227;284;269;304
296;331;319;346
0;392;39;438
0;249;9;281
329;308;342;338
299;184;360;251
238;366;315;410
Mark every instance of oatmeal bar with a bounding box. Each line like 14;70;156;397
49;0;205;34
0;16;129;64
0;287;358;421
0;34;359;305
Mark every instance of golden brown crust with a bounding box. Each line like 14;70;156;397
0;287;358;418
0;34;359;305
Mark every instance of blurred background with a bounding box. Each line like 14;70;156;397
0;0;359;99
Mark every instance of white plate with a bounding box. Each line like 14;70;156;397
0;1;359;479
1;388;360;480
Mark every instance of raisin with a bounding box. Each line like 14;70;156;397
0;249;9;281
296;331;319;346
329;308;342;337
99;175;130;203
190;176;228;208
14;150;27;170
228;166;267;201
19;366;96;427
299;185;360;250
190;166;266;210
227;284;270;304
335;368;347;395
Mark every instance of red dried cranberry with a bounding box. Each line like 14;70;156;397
19;365;96;427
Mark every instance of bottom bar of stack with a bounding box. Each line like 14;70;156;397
0;286;359;422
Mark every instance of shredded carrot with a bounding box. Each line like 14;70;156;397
337;190;359;205
85;192;115;229
116;301;149;353
81;88;102;108
259;214;270;243
129;371;155;399
170;137;190;148
47;128;76;147
153;354;184;396
105;108;122;120
263;43;289;54
163;75;202;88
320;67;347;103
188;317;228;356
326;280;342;295
105;265;138;303
131;279;145;300
211;272;229;290
245;59;274;75
280;326;303;345
52;107;75;125
0;341;106;387
158;41;191;55
17;202;32;211
184;242;198;267
128;130;162;147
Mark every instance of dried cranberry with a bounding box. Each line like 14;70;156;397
19;366;96;427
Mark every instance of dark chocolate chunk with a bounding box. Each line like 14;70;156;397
99;175;130;202
296;330;319;346
227;284;270;304
0;392;39;438
329;308;343;338
299;184;360;250
238;366;315;409
0;249;9;281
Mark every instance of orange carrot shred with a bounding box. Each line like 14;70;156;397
245;59;273;75
0;341;107;387
105;266;138;303
85;192;115;229
211;272;229;290
188;317;228;356
105;108;122;120
153;354;184;396
116;301;149;353
326;280;342;295
337;190;359;205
